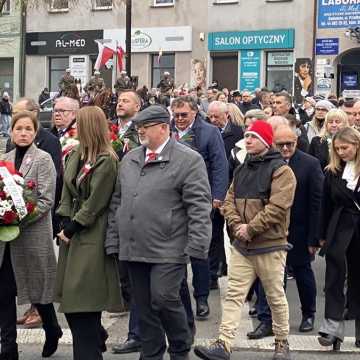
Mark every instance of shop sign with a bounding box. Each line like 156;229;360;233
104;26;192;53
208;29;294;51
26;30;103;55
268;52;293;66
318;0;360;28
316;38;339;55
69;55;89;87
240;50;261;92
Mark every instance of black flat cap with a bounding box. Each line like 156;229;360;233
133;105;170;124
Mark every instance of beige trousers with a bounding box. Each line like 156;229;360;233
219;247;289;350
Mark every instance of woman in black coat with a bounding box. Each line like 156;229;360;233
309;109;349;172
318;127;360;351
309;109;349;171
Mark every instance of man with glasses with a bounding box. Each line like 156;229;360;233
171;96;228;320
106;105;212;360
194;120;296;360
304;100;335;143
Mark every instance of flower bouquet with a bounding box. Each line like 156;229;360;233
60;124;79;165
109;123;138;154
0;161;37;242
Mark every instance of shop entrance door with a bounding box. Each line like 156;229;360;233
212;52;238;90
337;48;360;96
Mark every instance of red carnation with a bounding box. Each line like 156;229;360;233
3;211;17;224
0;191;6;200
26;202;35;213
111;124;119;133
26;180;36;190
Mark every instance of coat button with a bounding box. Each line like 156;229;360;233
133;192;138;197
130;214;134;220
130;237;134;242
140;171;145;176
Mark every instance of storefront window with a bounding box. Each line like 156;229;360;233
151;53;175;88
0;58;14;98
1;0;10;14
49;57;69;92
266;51;293;93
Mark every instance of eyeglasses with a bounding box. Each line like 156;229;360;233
53;109;74;114
315;108;328;112
173;112;190;119
135;122;162;131
275;142;296;149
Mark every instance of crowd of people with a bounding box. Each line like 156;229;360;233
0;72;359;360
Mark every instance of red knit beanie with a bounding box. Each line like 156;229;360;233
245;120;273;148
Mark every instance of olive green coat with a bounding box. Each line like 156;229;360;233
55;147;124;313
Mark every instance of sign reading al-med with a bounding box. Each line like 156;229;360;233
208;29;294;51
318;0;360;28
240;50;261;91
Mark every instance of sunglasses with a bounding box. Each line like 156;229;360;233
275;142;296;149
173;112;190;119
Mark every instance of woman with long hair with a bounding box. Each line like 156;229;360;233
309;109;349;171
318;127;360;350
55;106;124;360
227;103;244;127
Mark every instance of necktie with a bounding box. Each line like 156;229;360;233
146;152;157;163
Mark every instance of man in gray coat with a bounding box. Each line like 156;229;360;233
105;105;212;360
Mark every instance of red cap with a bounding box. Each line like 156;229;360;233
245;120;273;147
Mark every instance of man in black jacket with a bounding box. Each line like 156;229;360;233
207;101;243;288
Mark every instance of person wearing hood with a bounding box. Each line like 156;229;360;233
194;120;296;360
304;100;335;144
0;92;12;137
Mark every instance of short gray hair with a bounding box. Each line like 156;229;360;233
208;100;228;114
55;96;80;111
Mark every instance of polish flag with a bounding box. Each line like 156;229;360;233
117;46;125;72
94;41;114;70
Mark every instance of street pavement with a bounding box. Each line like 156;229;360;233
15;254;360;358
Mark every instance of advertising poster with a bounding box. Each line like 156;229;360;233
294;58;313;105
240;50;261;92
318;0;360;28
191;59;206;90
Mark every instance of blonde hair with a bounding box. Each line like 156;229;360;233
326;127;360;177
227;103;244;126
76;106;118;163
320;108;349;141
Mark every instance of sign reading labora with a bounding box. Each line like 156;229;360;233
318;0;360;28
240;50;261;92
208;29;294;51
103;27;192;53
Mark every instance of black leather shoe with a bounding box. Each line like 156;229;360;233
196;299;210;320
194;340;230;360
247;322;273;339
209;278;219;290
299;316;314;332
42;326;63;357
112;338;142;354
318;334;341;350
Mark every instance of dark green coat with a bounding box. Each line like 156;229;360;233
55;147;124;313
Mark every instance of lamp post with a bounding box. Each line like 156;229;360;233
126;0;132;76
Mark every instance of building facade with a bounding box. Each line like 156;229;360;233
0;0;22;100
207;0;315;100
25;0;208;97
315;0;360;98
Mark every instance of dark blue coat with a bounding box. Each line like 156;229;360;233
174;114;229;201
287;149;324;266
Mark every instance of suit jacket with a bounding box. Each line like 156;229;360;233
0;144;57;305
173;114;229;201
287;149;324;265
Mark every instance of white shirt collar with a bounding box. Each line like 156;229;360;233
145;137;170;159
